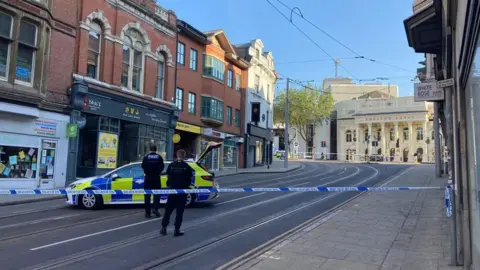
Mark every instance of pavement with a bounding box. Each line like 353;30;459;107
0;161;300;206
219;165;459;270
0;161;412;269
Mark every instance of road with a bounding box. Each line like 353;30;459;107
0;161;411;270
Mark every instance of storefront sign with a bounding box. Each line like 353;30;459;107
414;81;445;101
356;114;425;123
248;124;270;140
176;122;201;134
83;94;170;127
66;124;78;138
97;132;118;169
203;128;225;139
34;120;57;137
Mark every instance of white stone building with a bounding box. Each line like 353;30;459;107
274;78;435;162
234;39;277;168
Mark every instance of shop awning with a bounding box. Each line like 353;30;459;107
0;101;40;118
404;0;442;54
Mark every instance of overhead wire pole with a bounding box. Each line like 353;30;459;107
284;78;289;169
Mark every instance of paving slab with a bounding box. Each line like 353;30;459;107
223;165;462;270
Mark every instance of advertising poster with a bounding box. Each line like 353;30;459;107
97;132;118;169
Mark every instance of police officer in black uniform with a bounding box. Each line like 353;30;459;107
160;149;194;237
141;144;164;219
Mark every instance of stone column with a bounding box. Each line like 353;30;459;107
408;121;414;162
381;122;386;159
367;123;372;156
355;124;360;161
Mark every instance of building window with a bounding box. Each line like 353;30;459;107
255;48;260;58
403;128;409;140
0;12;13;80
189;48;197;71
121;29;146;92
226;106;232;125
201;96;224;121
188;92;196;115
353;130;357;141
235;109;240;127
204;55;224;81
364;129;369;142
254;75;260;92
236;73;241;91
431;130;434;140
175;87;184;110
346;130;352;142
16;20;38;85
177;41;185;65
417;127;424;141
0;144;39;179
156;54;165;99
87;21;101;79
377;129;381;141
390;128;395;141
227;69;233;88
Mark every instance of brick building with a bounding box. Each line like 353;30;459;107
67;0;180;182
0;0;77;189
175;24;248;170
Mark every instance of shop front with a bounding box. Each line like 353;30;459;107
173;122;201;159
73;89;176;178
245;123;273;168
0;102;70;189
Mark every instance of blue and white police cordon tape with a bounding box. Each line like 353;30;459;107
0;186;450;195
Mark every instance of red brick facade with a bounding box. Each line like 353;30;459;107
76;0;177;106
0;0;77;112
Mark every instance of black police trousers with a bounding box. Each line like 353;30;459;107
161;194;187;229
144;179;161;214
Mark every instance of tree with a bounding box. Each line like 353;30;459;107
273;85;334;146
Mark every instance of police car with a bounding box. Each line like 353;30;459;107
66;142;222;209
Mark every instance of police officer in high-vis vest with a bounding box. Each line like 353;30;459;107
160;149;194;237
141;144;164;219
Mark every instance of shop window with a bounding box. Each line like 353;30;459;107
80;130;97;167
201;96;224;121
0;145;39;179
223;141;237;168
121;28;146;92
204;55;224;81
40;141;56;179
87;21;101;79
99;116;119;133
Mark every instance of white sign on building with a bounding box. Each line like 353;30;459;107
414;81;445;101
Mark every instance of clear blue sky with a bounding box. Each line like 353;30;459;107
159;0;422;96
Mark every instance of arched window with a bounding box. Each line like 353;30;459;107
416;127;424;140
390;128;395;141
156;53;165;99
122;28;145;92
346;130;352;142
87;21;102;79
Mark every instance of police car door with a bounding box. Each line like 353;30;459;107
110;164;136;202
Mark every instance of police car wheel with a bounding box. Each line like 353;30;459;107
79;193;103;210
185;194;195;207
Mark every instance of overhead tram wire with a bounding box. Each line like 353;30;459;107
264;0;360;81
273;0;417;74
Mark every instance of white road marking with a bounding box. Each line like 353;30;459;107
30;165;364;252
215;181;310;206
0;213;84;230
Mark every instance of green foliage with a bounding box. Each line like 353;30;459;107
273;85;334;142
